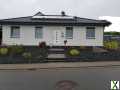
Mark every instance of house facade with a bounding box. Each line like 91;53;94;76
0;12;110;46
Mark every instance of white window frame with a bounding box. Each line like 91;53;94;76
10;26;20;38
66;26;73;39
86;26;95;39
35;26;43;39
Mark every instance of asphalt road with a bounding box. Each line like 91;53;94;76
0;67;120;90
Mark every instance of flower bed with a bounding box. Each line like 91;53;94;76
0;45;48;64
65;51;120;62
65;46;120;62
0;45;120;64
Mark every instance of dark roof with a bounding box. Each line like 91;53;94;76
0;13;111;26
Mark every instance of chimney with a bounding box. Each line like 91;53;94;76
61;11;66;16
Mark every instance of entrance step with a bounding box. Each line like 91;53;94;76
48;47;65;54
47;47;66;61
46;53;66;62
47;53;65;58
49;48;64;51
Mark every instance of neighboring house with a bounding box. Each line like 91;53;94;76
104;35;120;41
0;12;110;46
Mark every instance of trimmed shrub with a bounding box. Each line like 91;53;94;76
104;41;119;50
0;47;8;55
67;48;80;57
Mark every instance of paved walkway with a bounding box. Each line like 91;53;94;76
0;61;120;70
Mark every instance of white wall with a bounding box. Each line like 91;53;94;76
2;25;104;46
65;26;104;46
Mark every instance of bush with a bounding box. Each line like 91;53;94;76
38;41;48;59
104;41;119;50
22;52;32;63
104;31;120;35
0;47;8;55
39;42;47;48
67;48;80;56
22;52;32;58
9;45;24;54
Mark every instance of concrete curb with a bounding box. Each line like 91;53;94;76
0;61;120;70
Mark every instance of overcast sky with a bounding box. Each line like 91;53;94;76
0;0;119;19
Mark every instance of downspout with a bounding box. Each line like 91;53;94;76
103;26;105;47
0;25;2;45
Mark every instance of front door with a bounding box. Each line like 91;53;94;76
54;30;65;46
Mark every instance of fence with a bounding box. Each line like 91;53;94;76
104;35;120;41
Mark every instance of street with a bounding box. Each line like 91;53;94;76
0;67;120;90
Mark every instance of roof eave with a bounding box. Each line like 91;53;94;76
0;21;110;26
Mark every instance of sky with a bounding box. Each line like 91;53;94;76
0;0;120;19
100;16;120;32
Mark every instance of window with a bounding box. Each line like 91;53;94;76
86;27;95;39
35;27;43;39
10;26;20;38
66;27;73;39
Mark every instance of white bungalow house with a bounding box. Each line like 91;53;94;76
0;12;110;46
